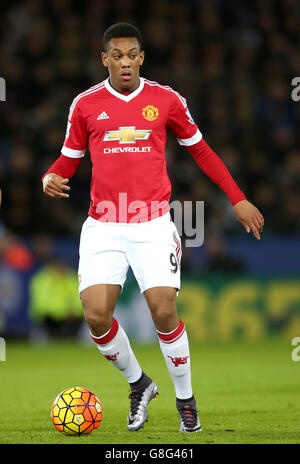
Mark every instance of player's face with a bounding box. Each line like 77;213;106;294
101;37;144;92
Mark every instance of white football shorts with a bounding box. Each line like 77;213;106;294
78;212;182;295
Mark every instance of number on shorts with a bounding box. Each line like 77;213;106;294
170;253;178;274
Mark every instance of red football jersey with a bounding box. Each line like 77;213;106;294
62;77;202;222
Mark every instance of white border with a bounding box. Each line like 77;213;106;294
61;146;86;158
104;77;144;102
177;128;202;146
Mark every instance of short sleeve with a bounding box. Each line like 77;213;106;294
167;92;202;146
61;99;88;158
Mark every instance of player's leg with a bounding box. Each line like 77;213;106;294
128;213;201;432
144;286;201;432
78;217;157;431
143;286;179;333
81;283;120;336
81;283;143;383
81;282;158;432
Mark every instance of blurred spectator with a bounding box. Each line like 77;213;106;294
28;257;83;341
0;225;34;271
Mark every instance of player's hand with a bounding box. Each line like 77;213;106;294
43;173;70;199
233;199;264;240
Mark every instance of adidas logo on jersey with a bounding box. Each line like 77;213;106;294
97;111;110;120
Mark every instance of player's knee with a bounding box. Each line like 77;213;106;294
150;295;177;324
154;306;176;327
146;288;178;331
84;311;112;335
150;290;176;310
147;288;176;310
82;302;112;334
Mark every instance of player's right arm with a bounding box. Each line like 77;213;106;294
43;173;71;198
42;96;87;199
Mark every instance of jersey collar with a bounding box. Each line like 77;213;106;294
105;77;144;102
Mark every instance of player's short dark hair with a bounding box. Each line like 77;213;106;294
102;23;143;51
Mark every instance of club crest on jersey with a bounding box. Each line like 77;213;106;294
142;105;159;121
104;127;152;144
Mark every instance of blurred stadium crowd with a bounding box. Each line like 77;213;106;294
0;0;300;265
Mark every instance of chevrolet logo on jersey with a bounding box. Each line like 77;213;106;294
104;127;152;144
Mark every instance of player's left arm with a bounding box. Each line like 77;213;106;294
232;198;264;240
187;139;264;240
167;93;264;240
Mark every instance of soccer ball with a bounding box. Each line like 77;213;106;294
51;386;103;435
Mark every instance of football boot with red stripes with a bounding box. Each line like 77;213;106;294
176;396;202;432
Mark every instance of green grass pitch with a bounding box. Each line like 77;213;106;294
0;337;299;444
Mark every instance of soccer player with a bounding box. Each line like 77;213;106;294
42;23;264;433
